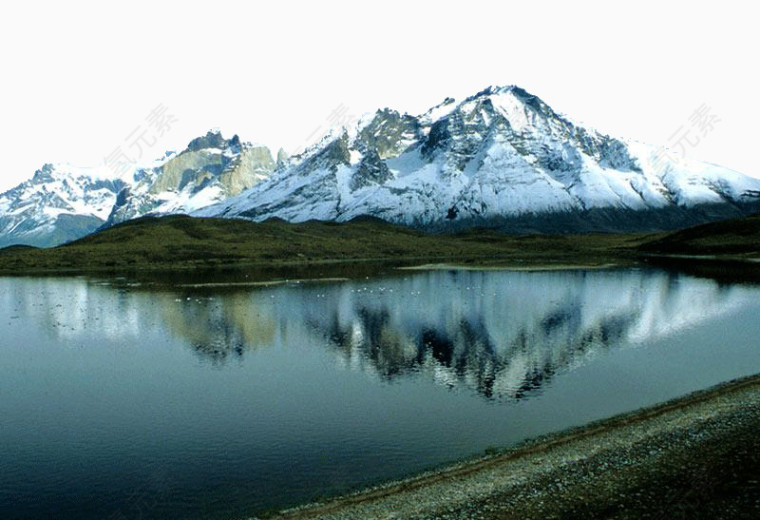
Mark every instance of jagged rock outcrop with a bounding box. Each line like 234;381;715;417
105;130;275;226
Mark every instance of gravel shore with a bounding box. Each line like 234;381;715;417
251;374;760;520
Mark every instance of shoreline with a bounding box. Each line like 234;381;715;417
173;277;351;288
0;253;635;277
249;373;760;519
396;261;621;272
2;252;759;280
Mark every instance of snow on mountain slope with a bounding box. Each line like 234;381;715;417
0;163;129;248
197;86;760;232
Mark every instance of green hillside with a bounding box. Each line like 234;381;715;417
2;212;759;275
638;213;760;258
0;215;648;274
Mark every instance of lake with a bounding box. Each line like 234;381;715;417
1;267;759;519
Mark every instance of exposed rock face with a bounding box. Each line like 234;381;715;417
351;149;392;191
220;145;276;194
358;108;421;159
105;130;275;226
196;86;760;233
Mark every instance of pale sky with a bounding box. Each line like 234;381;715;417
0;0;757;192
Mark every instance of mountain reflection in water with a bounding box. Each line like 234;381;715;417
6;268;749;401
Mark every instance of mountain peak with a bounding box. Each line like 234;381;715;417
185;129;230;152
463;85;544;110
418;86;546;129
465;85;525;100
474;84;516;95
420;96;458;124
276;148;289;168
32;163;56;181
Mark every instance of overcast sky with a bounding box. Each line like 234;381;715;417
0;0;757;191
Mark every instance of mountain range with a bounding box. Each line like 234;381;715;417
3;86;760;247
0;131;283;247
197;86;760;232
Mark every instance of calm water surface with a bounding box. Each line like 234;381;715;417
1;268;759;519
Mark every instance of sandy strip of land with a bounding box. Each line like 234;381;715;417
397;262;620;272
174;277;350;288
250;374;760;520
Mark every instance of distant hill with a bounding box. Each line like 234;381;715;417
0;244;39;255
638;213;760;257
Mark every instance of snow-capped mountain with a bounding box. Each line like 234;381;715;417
4;87;760;248
197;86;760;232
105;130;278;226
0;163;127;248
0;130;277;247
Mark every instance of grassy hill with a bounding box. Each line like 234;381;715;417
1;212;759;275
0;215;651;274
637;213;760;258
